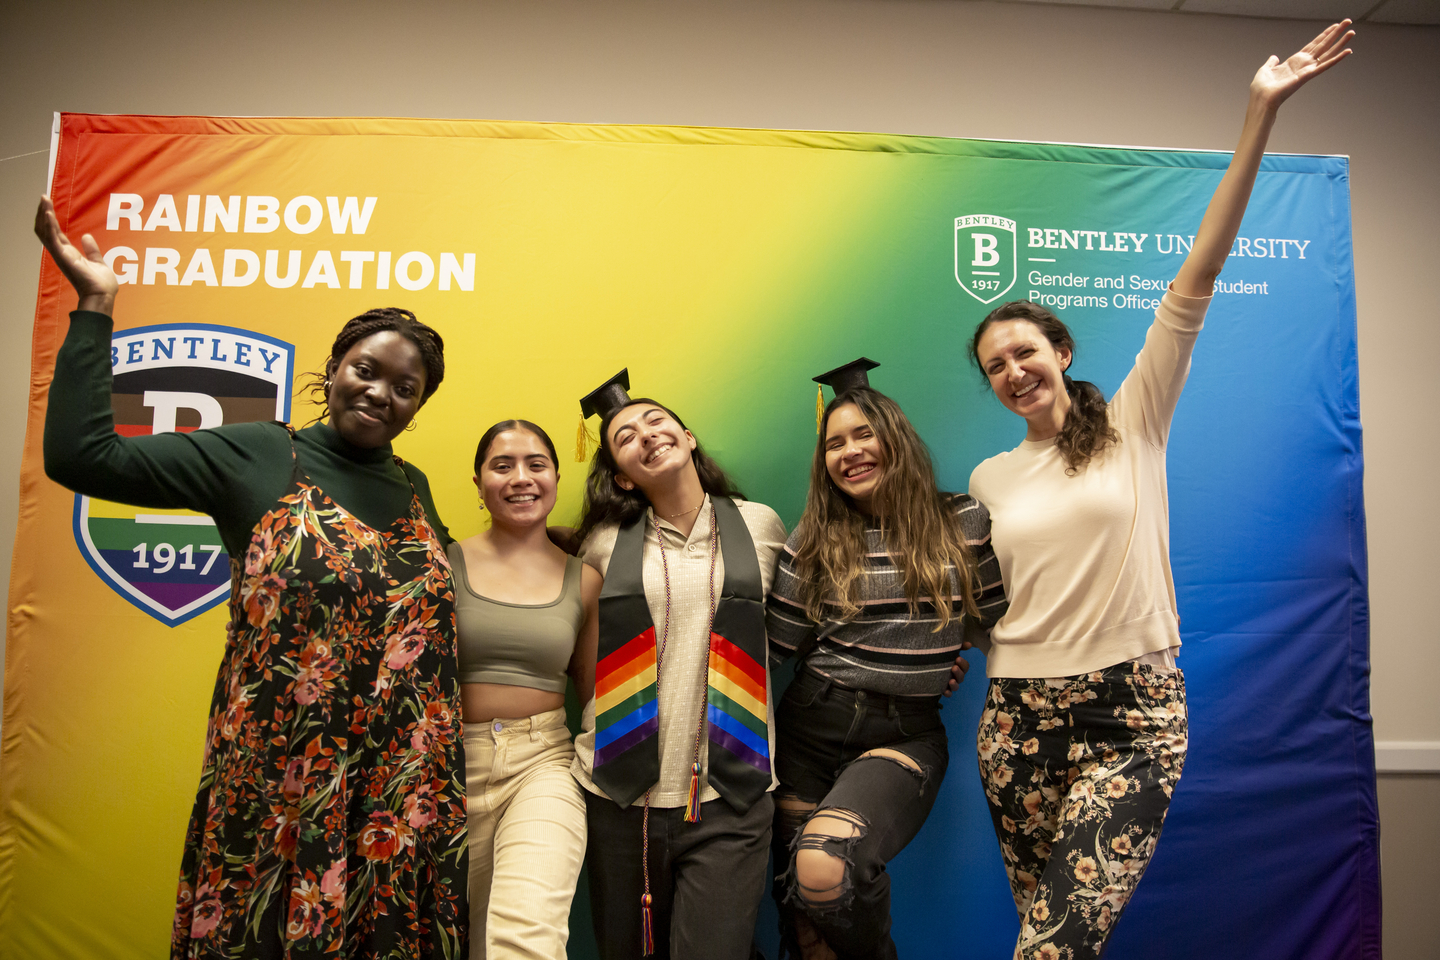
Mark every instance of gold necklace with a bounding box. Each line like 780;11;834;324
658;499;704;521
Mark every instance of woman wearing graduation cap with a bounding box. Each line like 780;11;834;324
966;23;1353;960
764;359;1007;960
568;370;788;960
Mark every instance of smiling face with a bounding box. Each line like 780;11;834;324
824;402;886;511
326;330;427;448
605;403;698;493
476;428;557;528
976;319;1073;439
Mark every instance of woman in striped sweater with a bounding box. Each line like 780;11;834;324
766;362;1006;960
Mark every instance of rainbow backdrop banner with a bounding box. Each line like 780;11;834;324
1;114;1376;960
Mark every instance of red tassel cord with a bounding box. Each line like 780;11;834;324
641;796;656;955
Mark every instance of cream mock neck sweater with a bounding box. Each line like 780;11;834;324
969;289;1211;678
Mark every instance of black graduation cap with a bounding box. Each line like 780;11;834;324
580;368;633;422
813;357;880;395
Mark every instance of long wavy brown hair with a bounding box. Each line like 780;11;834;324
970;300;1119;475
790;388;977;629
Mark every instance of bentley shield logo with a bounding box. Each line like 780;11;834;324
954;215;1017;305
73;323;295;626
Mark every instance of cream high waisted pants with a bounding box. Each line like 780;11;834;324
465;707;588;960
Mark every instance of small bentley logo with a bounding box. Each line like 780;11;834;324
954;215;1018;305
73;323;295;626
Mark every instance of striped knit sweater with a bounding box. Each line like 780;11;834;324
765;494;1007;697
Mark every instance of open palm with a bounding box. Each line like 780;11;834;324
1252;20;1355;109
34;196;119;309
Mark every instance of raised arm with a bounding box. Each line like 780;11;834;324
35;196;118;315
1171;21;1354;299
34;197;281;547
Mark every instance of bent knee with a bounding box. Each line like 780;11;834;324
791;808;868;907
795;848;847;903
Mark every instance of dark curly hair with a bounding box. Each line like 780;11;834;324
302;307;446;419
573;399;744;548
970;300;1119;475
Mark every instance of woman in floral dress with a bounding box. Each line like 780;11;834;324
36;196;468;960
965;23;1353;960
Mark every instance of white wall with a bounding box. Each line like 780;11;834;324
2;0;1435;954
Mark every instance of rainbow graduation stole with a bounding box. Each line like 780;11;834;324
591;496;771;813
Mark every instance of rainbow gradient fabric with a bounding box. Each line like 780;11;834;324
2;113;1375;960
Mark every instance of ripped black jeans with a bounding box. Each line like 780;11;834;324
772;666;949;960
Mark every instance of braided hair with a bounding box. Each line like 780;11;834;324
303;307;446;418
970;300;1119;475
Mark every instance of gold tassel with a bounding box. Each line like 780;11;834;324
575;415;591;463
815;386;825;435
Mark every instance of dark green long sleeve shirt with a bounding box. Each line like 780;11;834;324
44;311;451;557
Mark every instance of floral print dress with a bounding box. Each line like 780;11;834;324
172;440;467;959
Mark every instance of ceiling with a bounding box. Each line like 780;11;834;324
980;0;1440;26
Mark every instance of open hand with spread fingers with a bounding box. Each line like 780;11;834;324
1251;19;1355;112
34;196;118;316
1171;20;1355;298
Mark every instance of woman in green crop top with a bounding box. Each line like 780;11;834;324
445;419;601;960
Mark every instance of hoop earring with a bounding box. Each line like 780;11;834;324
404;419;418;432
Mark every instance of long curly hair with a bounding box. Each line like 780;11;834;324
574;399;744;547
790;388;977;630
970;300;1119;475
302;307;446;420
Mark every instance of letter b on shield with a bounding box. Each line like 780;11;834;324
954;215;1017;305
73;323;295;627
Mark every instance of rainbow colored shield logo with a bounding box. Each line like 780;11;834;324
954;214;1017;305
72;323;295;626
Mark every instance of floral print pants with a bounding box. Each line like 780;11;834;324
977;664;1187;960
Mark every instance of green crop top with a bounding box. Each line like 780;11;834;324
447;543;584;693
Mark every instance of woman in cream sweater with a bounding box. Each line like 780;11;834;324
967;21;1353;960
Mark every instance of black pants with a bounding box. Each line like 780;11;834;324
772;668;948;960
584;790;773;960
